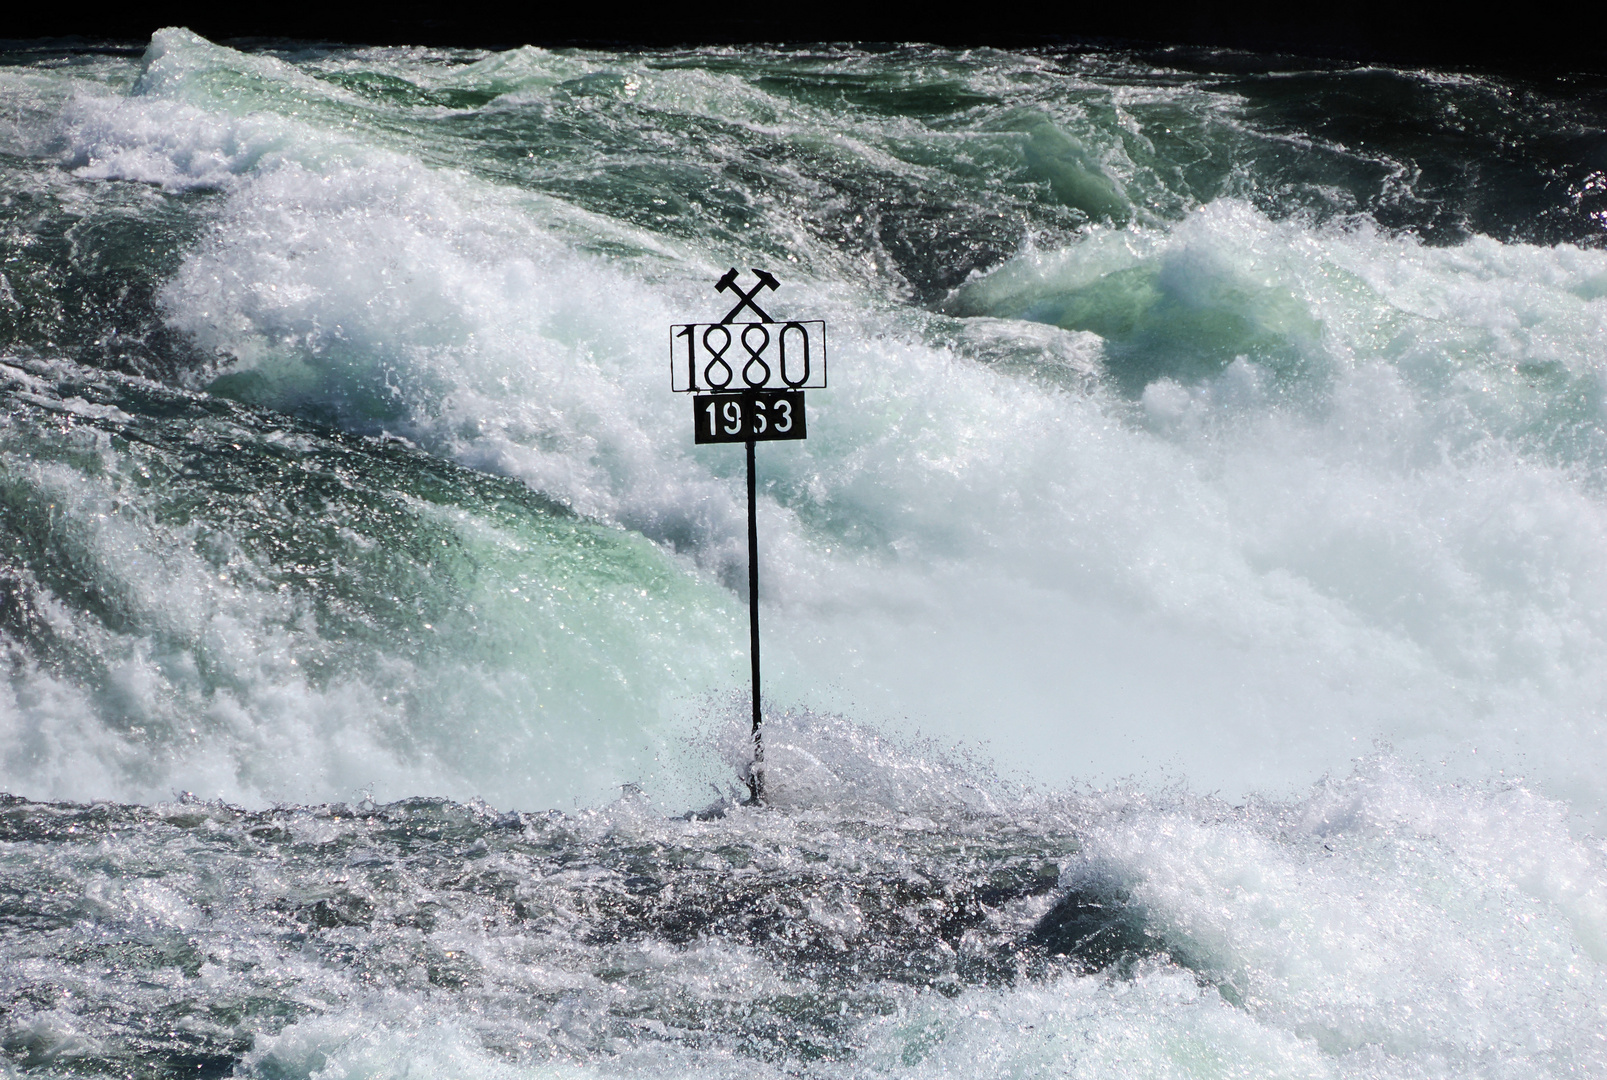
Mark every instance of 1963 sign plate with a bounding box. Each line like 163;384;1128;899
693;391;806;443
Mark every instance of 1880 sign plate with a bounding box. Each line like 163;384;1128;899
670;321;827;393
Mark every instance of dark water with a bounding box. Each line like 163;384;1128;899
0;792;1141;1077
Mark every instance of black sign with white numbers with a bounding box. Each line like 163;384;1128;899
693;391;806;444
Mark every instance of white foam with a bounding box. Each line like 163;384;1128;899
11;32;1607;829
1040;763;1607;1075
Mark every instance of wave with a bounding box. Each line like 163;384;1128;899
0;31;1604;824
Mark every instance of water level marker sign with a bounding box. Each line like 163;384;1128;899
671;269;826;804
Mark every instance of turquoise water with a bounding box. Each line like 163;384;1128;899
1;31;1605;1079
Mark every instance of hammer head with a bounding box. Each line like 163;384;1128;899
751;268;779;291
715;267;740;292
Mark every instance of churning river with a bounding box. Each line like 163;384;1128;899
1;31;1605;1078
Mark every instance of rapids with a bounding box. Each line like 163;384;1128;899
0;30;1605;1079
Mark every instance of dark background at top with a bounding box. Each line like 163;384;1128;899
4;2;1604;76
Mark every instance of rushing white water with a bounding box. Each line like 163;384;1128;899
2;734;1604;1080
1;30;1605;1080
9;30;1604;815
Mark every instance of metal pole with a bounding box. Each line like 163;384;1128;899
746;434;763;803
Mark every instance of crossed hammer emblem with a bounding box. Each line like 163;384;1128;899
716;267;779;324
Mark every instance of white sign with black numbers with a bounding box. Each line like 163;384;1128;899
671;321;827;394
